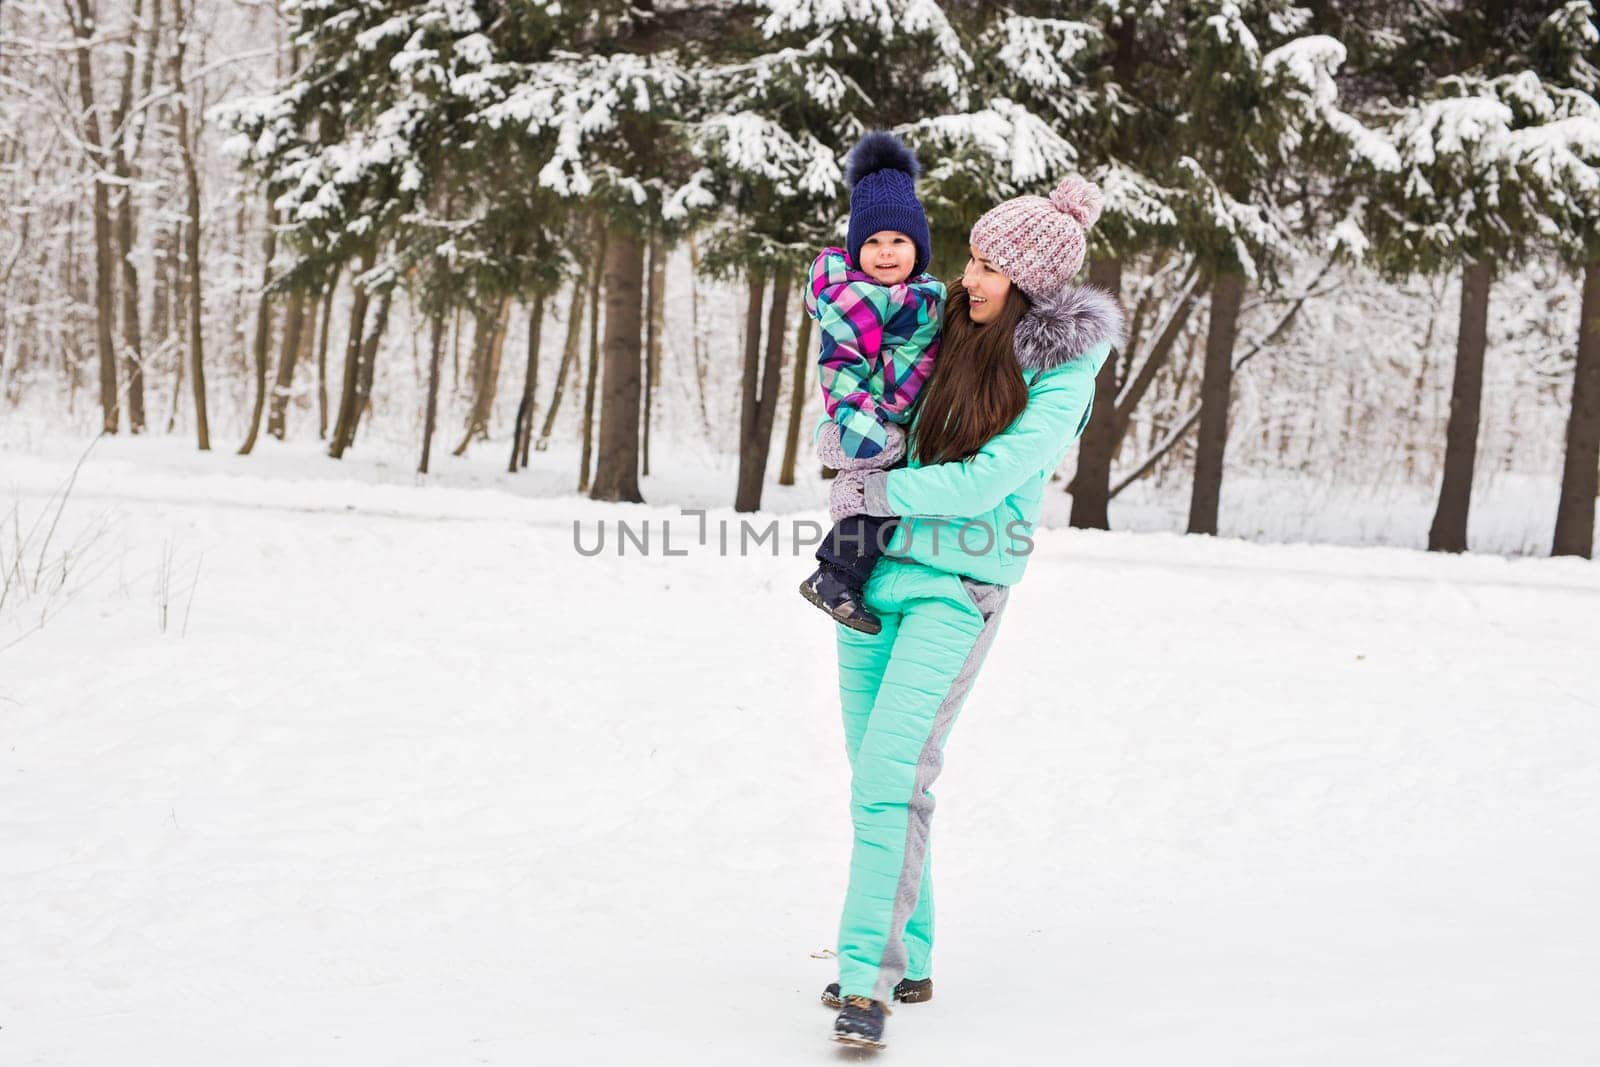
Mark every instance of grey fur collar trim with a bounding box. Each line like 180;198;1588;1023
1013;284;1126;373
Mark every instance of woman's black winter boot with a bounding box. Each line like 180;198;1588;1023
821;977;932;1008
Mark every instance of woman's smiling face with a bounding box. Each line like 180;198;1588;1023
961;247;1013;324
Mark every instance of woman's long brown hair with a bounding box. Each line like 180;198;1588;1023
911;281;1033;467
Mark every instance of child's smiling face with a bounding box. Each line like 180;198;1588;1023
860;230;916;286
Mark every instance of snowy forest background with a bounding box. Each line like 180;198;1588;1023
3;0;1599;557
7;8;1600;1061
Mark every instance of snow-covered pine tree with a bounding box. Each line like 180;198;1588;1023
687;0;976;511
1529;2;1600;557
221;1;601;464
939;1;1395;535
1352;1;1600;552
1168;1;1394;536
879;8;1082;273
465;3;700;501
945;2;1183;530
226;0;481;458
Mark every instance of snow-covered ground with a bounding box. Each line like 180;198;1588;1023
2;434;1598;1065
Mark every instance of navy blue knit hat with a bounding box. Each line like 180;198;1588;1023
844;132;932;279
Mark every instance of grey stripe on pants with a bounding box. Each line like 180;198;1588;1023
872;577;1010;1003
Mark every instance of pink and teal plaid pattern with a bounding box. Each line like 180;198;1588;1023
805;247;945;461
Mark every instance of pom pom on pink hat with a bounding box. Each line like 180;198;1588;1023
1049;177;1103;228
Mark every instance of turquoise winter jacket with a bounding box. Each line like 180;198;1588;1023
851;282;1126;585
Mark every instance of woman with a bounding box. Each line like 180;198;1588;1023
817;175;1125;1050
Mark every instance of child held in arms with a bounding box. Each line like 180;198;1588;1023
799;132;946;635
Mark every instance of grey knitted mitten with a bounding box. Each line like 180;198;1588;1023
816;421;906;471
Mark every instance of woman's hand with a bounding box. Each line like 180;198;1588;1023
829;470;869;523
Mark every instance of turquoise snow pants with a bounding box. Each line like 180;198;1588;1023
833;557;1010;1002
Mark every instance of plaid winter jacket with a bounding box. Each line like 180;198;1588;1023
805;247;945;461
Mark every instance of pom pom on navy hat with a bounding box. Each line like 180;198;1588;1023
845;131;922;188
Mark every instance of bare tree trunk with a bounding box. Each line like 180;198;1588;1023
1187;270;1246;536
591;228;645;502
298;290;316;348
1069;257;1124;529
238;198;277;455
229;202;249;396
756;271;792;474
171;4;208;450
778;301;815;486
328;252;372;459
452;295;509;455
1;180;27;387
110;0;153;432
452;305;492;455
1552;256;1600;558
164;220;185;434
578;225;607;491
686;230;711;432
136;0;163;136
267;287;306;439
149;218;171;399
316;265;338;439
483;296;511;421
349;284;393;445
0;170;35;394
735;268;790;511
536;275;585;452
108;0;149;435
1429;261;1492;553
451;306;462;397
66;0;120;433
113;179;147;432
419;309;446;474
735;270;766;508
510;292;546;471
65;202;86;416
641;232;665;477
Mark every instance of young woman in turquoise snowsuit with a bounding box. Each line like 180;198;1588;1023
818;175;1126;1050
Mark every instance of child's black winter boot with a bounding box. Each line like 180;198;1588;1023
799;564;882;635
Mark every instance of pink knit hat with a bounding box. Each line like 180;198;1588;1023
969;177;1103;302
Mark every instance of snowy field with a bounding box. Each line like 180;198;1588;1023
3;434;1598;1066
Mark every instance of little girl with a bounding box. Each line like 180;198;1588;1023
799;132;946;635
